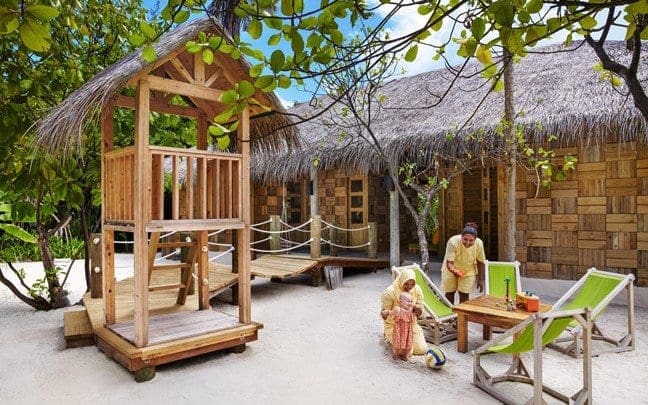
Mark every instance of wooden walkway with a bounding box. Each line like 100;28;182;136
65;254;389;349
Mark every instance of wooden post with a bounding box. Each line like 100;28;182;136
236;107;252;324
310;166;318;216
133;78;151;348
368;221;377;259
89;233;103;298
196;230;209;310
311;215;321;259
103;230;115;325
329;225;338;257
269;214;280;253
389;188;400;267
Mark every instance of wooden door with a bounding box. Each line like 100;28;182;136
348;175;368;248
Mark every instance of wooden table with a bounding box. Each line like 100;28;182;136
452;294;552;353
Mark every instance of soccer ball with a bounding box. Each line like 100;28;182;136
425;346;446;369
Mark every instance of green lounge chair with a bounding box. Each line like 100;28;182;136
392;264;457;345
484;260;522;299
547;267;635;358
473;306;593;405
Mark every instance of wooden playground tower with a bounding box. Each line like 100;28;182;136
85;20;291;381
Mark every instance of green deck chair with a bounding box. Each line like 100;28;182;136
547;267;635;358
484;260;522;299
391;264;457;345
473;306;593;405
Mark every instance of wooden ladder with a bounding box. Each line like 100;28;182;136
147;232;198;305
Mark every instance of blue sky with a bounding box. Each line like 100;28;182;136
142;1;624;106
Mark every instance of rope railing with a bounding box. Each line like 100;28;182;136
321;238;372;249
320;219;371;232
208;229;225;237
279;237;306;246
208;241;234;248
251;237;313;253
155;250;179;261
252;218;313;234
251;218;272;227
208;246;235;262
278;218;313;233
250;236;271;245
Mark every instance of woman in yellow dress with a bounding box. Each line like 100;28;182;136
379;266;428;357
441;222;486;304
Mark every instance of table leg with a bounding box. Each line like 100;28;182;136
483;325;492;341
457;313;468;353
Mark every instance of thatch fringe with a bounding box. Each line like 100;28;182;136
252;41;648;182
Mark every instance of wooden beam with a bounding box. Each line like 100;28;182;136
126;47;186;86
197;230;210;309
101;104;115;324
193;52;205;85
147;75;223;101
237;107;252;324
205;67;222;87
170;57;194;84
114;95;201;119
161;68;219;123
133;79;151;348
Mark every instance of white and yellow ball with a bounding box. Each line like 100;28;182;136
425;346;446;369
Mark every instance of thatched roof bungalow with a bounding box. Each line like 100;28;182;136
252;41;648;286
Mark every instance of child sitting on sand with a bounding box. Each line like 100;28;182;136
389;291;415;361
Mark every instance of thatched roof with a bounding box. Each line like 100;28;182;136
36;16;298;154
252;41;647;182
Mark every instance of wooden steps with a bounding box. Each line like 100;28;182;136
64;309;94;348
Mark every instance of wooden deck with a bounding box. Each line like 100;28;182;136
64;253;388;376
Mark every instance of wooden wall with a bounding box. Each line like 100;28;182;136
516;141;644;286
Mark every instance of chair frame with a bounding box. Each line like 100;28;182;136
392;264;457;345
547;267;635;358
483;260;522;298
473;307;593;405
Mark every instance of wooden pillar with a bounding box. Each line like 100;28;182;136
101;103;115;325
133;79;151;348
236;107;252;324
310;166;318;217
197;112;208;219
269;214;280;252
196;230;209;309
89;233;103;298
103;230;115;324
389;189;400;267
329;226;338;257
311;215;321;259
179;232;195;296
368;221;377;259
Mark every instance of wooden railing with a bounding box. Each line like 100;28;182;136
104;146;242;225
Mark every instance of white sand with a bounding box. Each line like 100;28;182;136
0;257;647;404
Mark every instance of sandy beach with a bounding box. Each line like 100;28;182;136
0;256;647;404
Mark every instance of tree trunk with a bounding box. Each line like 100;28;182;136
38;233;70;309
502;48;516;262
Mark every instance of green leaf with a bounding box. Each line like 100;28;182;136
0;224;36;243
139;21;156;39
141;44;156;63
492;78;504;92
238;80;255;98
209;124;225;136
281;0;294;15
277;74;291;89
329;29;343;45
202;48;214;65
249;63;264;77
217;135;231;150
174;10;190;24
579;16;597;31
220;89;239;104
19;20;50;52
291;28;304;54
128;33;146;47
24;5;59;21
268;32;282;46
270;49;285;73
254;75;275;90
214;108;234;123
526;0;543;14
404;45;418;62
0;11;19;34
186;40;202;53
248;19;262;39
471;17;485;40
